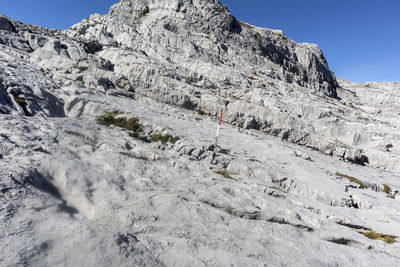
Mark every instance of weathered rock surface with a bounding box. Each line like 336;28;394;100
1;1;400;266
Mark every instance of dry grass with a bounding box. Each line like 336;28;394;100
382;184;398;199
14;97;27;105
362;231;397;244
215;170;236;180
382;184;392;194
335;172;366;188
76;66;89;72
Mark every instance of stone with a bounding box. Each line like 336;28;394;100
191;148;205;159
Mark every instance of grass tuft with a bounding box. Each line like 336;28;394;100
14;97;27;105
197;110;206;116
76;66;89;72
96;112;143;135
215;170;236;180
382;184;398;199
150;134;180;144
335;172;365;188
362;231;397;244
382;184;392;194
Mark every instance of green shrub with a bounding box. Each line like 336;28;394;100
198;110;206;116
142;6;150;16
150;133;179;144
96;112;143;134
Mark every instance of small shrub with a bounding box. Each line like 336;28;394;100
335;172;365;188
96;112;143;135
141;6;150;16
195;117;202;121
362;231;397;244
150;133;179;144
198;110;206;116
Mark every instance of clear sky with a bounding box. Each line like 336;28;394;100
1;0;399;82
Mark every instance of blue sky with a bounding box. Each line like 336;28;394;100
1;0;399;82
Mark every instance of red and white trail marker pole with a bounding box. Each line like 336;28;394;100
215;111;223;146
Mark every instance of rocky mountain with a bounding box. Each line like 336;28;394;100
1;0;400;266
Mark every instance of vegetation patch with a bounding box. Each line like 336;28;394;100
382;184;398;199
195;117;202;121
335;172;365;188
76;66;89;72
337;221;398;244
96;112;143;136
141;6;150;16
197;109;206;116
362;231;397;244
382;184;392;194
150;133;180;144
14;97;27;105
215;170;236;180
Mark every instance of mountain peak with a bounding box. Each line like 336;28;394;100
107;0;238;34
67;0;337;97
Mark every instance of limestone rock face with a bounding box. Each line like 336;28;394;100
1;3;400;265
67;0;338;97
0;0;399;168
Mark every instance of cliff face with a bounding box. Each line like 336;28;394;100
68;0;338;97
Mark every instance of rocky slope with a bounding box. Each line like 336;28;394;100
1;0;400;266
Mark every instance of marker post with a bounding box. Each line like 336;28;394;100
215;111;223;146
